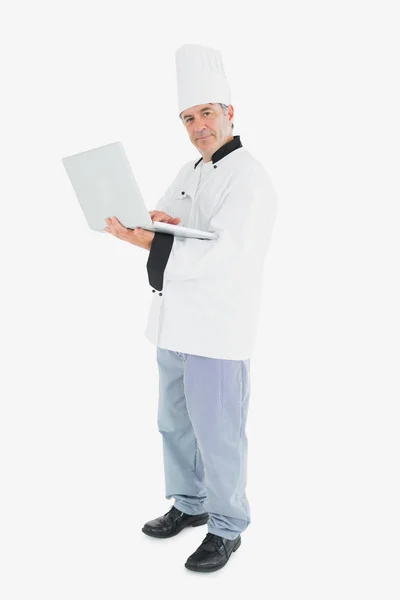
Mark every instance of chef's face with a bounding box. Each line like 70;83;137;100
180;103;234;162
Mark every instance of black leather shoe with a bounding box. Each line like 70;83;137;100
184;532;241;572
142;505;209;538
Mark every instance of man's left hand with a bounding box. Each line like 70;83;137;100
104;217;155;250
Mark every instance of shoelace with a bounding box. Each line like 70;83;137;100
201;533;228;560
163;506;183;522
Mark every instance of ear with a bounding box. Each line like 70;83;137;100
228;104;235;126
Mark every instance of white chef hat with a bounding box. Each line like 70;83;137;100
175;44;231;115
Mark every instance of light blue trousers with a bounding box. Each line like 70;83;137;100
156;347;251;540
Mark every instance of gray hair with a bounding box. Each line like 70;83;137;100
220;103;234;130
180;103;234;130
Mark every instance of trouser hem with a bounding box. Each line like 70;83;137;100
173;501;207;516
207;525;242;540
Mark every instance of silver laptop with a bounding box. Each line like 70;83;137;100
62;141;217;240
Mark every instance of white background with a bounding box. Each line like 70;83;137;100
1;0;399;598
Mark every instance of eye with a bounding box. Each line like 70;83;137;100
185;111;212;124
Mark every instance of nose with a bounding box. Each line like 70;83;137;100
194;126;211;139
190;116;207;132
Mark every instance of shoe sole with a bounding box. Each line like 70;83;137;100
141;514;209;538
184;536;241;572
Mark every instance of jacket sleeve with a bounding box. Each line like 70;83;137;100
162;164;278;283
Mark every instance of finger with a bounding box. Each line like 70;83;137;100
109;216;125;232
149;210;164;219
152;213;181;223
150;211;165;221
105;223;116;235
105;218;116;233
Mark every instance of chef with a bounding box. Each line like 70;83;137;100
104;44;278;573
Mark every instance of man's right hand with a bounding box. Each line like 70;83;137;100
149;210;181;225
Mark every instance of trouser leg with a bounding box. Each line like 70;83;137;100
183;353;251;540
156;347;207;515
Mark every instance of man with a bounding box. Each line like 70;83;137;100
104;44;278;573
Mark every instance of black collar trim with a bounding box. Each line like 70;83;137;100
194;135;243;169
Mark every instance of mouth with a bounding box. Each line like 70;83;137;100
197;134;212;141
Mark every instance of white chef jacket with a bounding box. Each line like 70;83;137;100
144;135;278;360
